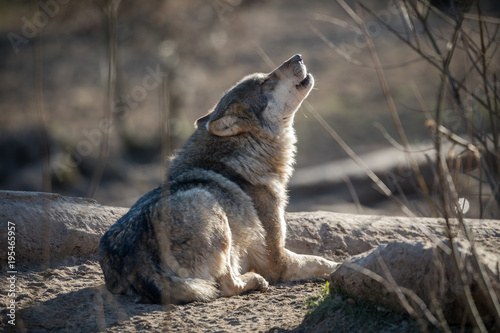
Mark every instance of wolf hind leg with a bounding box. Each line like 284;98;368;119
217;228;269;297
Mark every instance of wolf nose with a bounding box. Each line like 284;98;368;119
291;54;303;63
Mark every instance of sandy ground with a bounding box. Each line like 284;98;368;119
1;256;327;332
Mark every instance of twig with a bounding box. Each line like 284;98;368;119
373;122;434;153
303;100;392;197
342;175;363;214
33;1;52;270
34;4;51;194
311;13;362;34
160;75;171;174
429;4;489;328
339;0;438;214
309;18;425;69
87;0;121;198
357;2;493;113
341;260;440;329
308;22;363;66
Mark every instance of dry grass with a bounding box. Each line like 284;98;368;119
304;0;500;331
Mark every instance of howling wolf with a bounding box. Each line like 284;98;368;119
98;54;338;304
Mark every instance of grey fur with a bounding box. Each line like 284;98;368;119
98;54;338;304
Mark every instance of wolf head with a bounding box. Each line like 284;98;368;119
196;54;314;138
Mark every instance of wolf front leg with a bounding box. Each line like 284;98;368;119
281;249;339;282
218;271;269;297
248;185;339;282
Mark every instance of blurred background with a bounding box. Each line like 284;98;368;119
1;0;499;217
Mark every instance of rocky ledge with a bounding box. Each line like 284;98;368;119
1;190;499;328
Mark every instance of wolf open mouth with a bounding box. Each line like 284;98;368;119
296;74;312;88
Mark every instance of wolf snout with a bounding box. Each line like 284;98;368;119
273;54;308;85
290;54;303;64
287;54;304;72
276;54;304;74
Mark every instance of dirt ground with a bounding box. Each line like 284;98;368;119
2;203;500;332
2;256;329;332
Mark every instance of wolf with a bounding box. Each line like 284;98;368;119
98;54;338;304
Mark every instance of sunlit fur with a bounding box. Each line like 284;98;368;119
98;55;338;304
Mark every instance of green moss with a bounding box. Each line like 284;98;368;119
303;282;422;333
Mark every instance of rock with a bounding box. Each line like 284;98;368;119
285;211;500;259
330;240;500;327
1;190;499;276
0;191;127;266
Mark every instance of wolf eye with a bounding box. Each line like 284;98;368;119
261;78;277;88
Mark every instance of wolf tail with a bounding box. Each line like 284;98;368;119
100;248;219;304
131;273;219;304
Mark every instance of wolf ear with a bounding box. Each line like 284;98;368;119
195;113;211;128
207;104;249;137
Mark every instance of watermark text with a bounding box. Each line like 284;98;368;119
6;221;17;326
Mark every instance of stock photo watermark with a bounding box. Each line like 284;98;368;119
212;0;242;24
51;64;167;181
313;0;417;64
7;0;71;54
6;221;17;326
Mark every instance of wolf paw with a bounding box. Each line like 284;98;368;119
256;275;269;292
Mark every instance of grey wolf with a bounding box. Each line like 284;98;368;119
98;54;338;304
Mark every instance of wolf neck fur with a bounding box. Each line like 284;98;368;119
169;123;296;188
